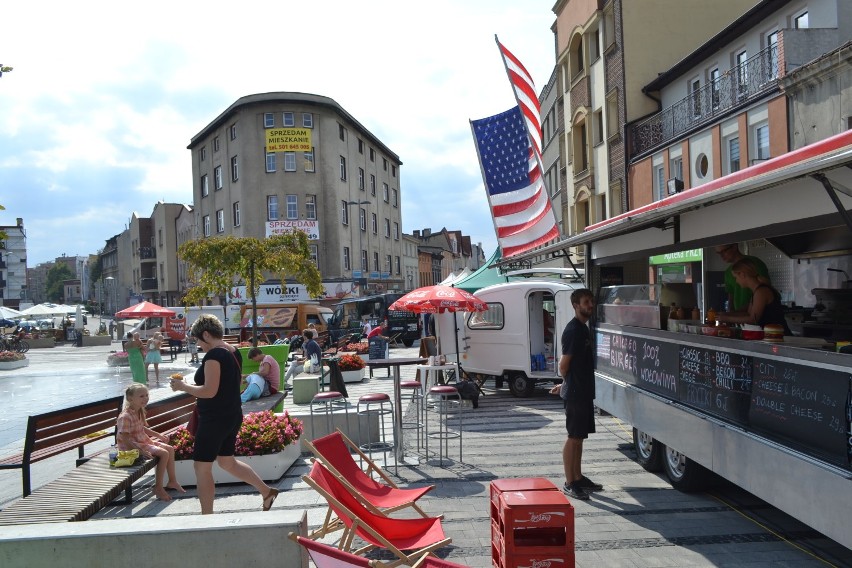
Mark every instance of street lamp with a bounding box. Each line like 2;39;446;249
346;200;371;276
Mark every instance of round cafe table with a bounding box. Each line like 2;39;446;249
365;357;427;472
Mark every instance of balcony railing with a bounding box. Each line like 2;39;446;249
139;247;156;260
630;45;778;158
140;277;158;291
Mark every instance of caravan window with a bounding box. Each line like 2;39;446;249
467;303;504;330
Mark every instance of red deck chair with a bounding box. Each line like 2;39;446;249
289;534;469;568
303;461;450;568
305;430;433;518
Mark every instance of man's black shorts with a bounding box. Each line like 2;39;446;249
564;398;595;439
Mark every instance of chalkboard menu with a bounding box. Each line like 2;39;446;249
596;332;679;398
749;357;849;463
368;336;388;360
677;346;752;425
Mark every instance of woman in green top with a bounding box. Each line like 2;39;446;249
125;332;147;384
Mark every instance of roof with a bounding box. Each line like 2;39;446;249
451;249;513;292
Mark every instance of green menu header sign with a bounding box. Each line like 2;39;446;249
649;249;703;265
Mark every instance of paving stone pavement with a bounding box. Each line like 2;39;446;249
2;342;850;567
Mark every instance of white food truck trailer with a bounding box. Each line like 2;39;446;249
503;130;852;549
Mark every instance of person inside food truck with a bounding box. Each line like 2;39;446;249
716;258;791;334
714;243;769;312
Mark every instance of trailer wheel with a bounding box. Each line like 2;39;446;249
508;373;536;397
662;445;708;491
632;428;663;472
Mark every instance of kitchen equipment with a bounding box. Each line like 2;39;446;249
827;268;852;289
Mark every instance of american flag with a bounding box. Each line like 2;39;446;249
471;106;559;258
496;38;543;161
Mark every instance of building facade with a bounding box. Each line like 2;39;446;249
187;93;404;295
0;218;27;308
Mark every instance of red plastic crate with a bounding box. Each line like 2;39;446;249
498;490;574;556
500;550;575;568
490;478;558;521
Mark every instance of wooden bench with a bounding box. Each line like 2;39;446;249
0;396;125;497
0;393;197;526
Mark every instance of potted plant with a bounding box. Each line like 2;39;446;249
167;410;303;485
337;353;366;382
106;351;130;367
0;350;28;370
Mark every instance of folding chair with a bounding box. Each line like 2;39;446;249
387;333;403;348
289;534;469;568
304;430;433;520
303;461;450;568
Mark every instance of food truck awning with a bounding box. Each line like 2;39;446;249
504;130;852;264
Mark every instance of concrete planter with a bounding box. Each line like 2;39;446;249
0;359;29;371
340;368;366;383
172;442;300;486
81;335;113;347
25;338;56;349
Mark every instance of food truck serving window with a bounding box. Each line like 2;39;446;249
467;303;504;330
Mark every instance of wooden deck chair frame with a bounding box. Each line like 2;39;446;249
289;532;376;568
304;430;434;522
302;461;450;568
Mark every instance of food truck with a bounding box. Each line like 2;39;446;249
509;130;852;549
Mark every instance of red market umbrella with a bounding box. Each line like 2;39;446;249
388;285;487;314
115;301;176;319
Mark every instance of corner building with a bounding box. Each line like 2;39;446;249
188;93;405;294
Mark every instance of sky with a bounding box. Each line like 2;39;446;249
1;0;557;267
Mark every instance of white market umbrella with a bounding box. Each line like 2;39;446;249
20;303;69;317
75;305;84;330
0;306;23;319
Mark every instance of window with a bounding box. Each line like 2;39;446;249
359;208;367;231
573;121;588;171
264;113;274;128
267;196;279;221
384;218;390;238
369;148;375;162
392;188;398;207
358;168;365;190
341;200;349;225
710;68;721;109
755;124;770;160
214;165;223;190
382;157;388;171
283;112;295;127
395;256;401;275
213;136;220;152
201;174;209;197
690;79;701;117
358;139;364;153
305;195;316;220
233;201;241;227
230;156;239;181
654;165;665;201
794;11;808;29
373;252;379;272
304;149;315;172
302;113;313;128
593;109;604;145
467;303;504;329
591;28;601;60
371;212;378;235
603;7;615;48
339;156;347;180
392;165;396;177
343;247;350;270
393;222;400;240
370;175;376;196
309;245;318;265
695;153;709;179
284;152;296;171
736;50;748;97
339;124;346;141
606;92;619;138
229;124;237;140
360;250;368;271
286;195;298;219
728;136;741;173
216;209;224;233
266;151;276;172
200;146;207;161
203;215;211;237
386;254;392;273
670;156;683;182
382;183;389;202
766;30;779;79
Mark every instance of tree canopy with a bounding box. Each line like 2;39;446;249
178;232;323;345
46;263;74;302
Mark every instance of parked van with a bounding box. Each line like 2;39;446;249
327;293;420;347
127;306;225;340
436;281;583;397
238;302;333;342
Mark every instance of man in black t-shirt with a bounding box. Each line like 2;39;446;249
550;288;601;501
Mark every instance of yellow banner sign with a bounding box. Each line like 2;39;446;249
265;128;312;152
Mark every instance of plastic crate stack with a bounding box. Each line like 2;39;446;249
490;478;575;568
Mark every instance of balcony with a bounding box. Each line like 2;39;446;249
139;247;156;260
140;277;158;292
630;45;778;158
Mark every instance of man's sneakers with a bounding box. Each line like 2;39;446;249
562;476;603;501
562;482;589;500
576;475;603;492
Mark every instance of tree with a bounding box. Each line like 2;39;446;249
46;263;74;303
178;232;323;346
